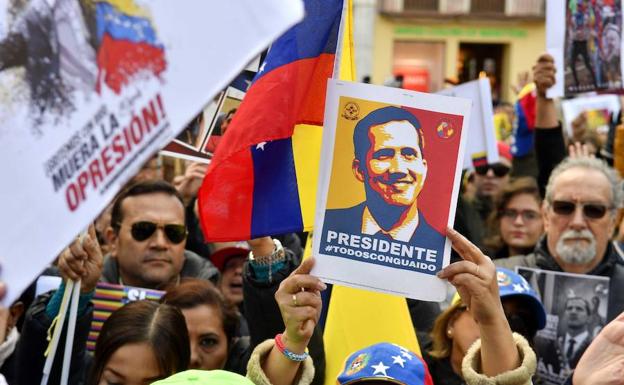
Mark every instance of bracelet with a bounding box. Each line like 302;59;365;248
274;333;309;362
248;238;286;282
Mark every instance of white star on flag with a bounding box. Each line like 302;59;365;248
513;283;526;293
258;61;267;73
400;350;413;360
391;355;406;368
256;142;267;151
371;361;390;376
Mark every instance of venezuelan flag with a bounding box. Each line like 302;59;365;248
95;0;166;94
198;0;350;241
511;83;536;157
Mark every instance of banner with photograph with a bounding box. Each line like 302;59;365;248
160;69;256;162
517;267;610;385
0;0;304;305
312;80;471;301
547;0;624;97
560;94;621;138
437;78;499;169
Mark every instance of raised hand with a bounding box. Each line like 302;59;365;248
57;225;103;293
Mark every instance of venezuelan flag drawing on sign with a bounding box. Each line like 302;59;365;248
95;0;167;94
198;0;352;241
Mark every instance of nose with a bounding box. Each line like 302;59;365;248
486;168;496;178
569;205;587;230
150;228;169;249
513;213;525;226
189;344;200;369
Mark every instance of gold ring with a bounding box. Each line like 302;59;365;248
292;294;298;307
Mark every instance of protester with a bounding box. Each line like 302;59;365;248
471;141;513;222
484;177;544;259
99;180;219;288
210;244;248;307
424;267;545;385
246;229;536;385
0;292;25;383
153;370;256;385
496;156;624;319
161;278;249;374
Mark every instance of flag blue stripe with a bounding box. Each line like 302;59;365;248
250;138;303;238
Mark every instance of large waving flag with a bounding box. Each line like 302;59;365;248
198;0;350;241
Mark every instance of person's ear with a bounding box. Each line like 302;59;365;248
106;226;119;257
8;301;24;330
352;158;365;182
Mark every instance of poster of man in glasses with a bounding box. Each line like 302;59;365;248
517;267;609;385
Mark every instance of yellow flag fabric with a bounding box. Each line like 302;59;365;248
320;1;421;384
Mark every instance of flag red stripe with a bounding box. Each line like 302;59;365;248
198;149;255;241
209;53;335;168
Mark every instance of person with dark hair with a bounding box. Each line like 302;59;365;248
161;278;249;374
484;177;544;259
87;301;190;385
102;180;219;289
323;106;443;245
14;226;191;384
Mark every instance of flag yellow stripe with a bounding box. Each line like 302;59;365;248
292;123;323;232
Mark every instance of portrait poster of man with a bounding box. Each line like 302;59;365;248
547;0;624;96
517;267;610;385
0;0;304;306
312;80;471;301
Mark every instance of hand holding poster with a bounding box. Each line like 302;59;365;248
517;267;610;385
560;94;621;139
312;80;471;301
0;0;304;305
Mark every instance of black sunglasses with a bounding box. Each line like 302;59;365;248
129;221;188;244
551;200;610;220
474;163;511;177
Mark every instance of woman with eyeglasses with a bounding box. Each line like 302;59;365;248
484;177;544;260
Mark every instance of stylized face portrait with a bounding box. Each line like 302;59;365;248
360;120;427;207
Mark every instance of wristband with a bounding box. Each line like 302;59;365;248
275;333;309;362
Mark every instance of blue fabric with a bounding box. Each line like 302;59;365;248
250;138;303;238
248;259;287;283
45;281;95;319
95;2;162;47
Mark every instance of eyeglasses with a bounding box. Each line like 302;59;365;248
500;209;541;222
128;221;188;244
551;200;610;220
474;163;511;177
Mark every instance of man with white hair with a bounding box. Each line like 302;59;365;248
496;156;624;322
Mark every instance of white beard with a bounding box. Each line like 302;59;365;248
555;229;597;265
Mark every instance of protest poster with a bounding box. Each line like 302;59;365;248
0;0;304;306
547;0;624;97
437;78;499;169
560;93;621;138
160;70;255;162
517;267;610;385
312;80;471;301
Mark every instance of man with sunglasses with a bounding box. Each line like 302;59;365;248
98;180;219;289
471;142;513;222
496;156;624;321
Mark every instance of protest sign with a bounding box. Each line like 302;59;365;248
560;94;621;138
547;0;624;97
437;78;499;169
0;0;304;306
160;70;255;162
517;267;610;385
312;80;471;301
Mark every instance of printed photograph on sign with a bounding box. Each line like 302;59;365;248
313;80;471;301
564;0;623;94
517;267;610;385
560;93;621;140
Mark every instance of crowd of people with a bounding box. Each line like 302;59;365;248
0;52;624;385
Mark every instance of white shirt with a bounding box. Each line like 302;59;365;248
361;206;419;243
564;330;589;358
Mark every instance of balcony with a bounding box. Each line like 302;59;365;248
379;0;544;19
